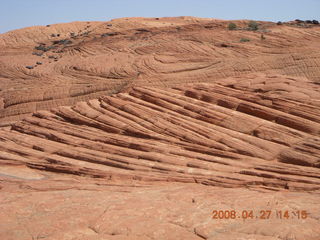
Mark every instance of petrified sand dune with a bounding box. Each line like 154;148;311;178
1;17;320;240
1;17;320;125
1;73;320;191
1;73;320;240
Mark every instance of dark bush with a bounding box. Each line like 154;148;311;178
101;32;119;37
34;44;46;51
52;39;72;45
34;44;55;52
228;22;237;30
306;20;313;24
220;43;229;47
248;21;259;31
240;38;250;42
26;66;34;69
36;62;42;65
51;34;56;37
312;20;319;24
277;21;283;25
32;52;43;56
136;28;151;33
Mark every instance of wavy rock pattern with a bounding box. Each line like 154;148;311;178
1;74;319;192
1;17;320;125
1;18;320;240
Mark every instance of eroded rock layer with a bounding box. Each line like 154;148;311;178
1;74;319;192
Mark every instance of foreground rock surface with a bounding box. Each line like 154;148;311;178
0;73;320;239
1;178;320;240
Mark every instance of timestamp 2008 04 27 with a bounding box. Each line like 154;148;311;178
212;210;308;220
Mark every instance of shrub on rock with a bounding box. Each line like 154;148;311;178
240;38;250;42
248;21;259;31
228;23;237;30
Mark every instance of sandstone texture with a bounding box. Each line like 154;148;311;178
0;17;320;240
1;17;320;125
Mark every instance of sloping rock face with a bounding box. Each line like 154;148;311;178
1;17;320;125
1;17;320;239
1;74;320;190
1;74;320;239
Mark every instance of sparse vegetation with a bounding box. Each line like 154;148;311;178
294;19;319;26
81;31;89;36
136;28;151;33
26;66;34;69
276;19;319;27
220;43;229;48
34;45;46;51
101;32;119;37
34;44;55;52
296;22;310;28
228;22;237;30
32;52;43;56
240;38;250;42
248;21;259;31
52;39;73;45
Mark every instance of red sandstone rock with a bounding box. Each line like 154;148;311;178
1;18;320;125
0;17;320;240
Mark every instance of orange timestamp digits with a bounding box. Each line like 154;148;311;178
212;210;308;220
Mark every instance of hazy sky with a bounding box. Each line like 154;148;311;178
1;0;319;33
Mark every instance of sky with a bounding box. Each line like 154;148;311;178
1;0;320;33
